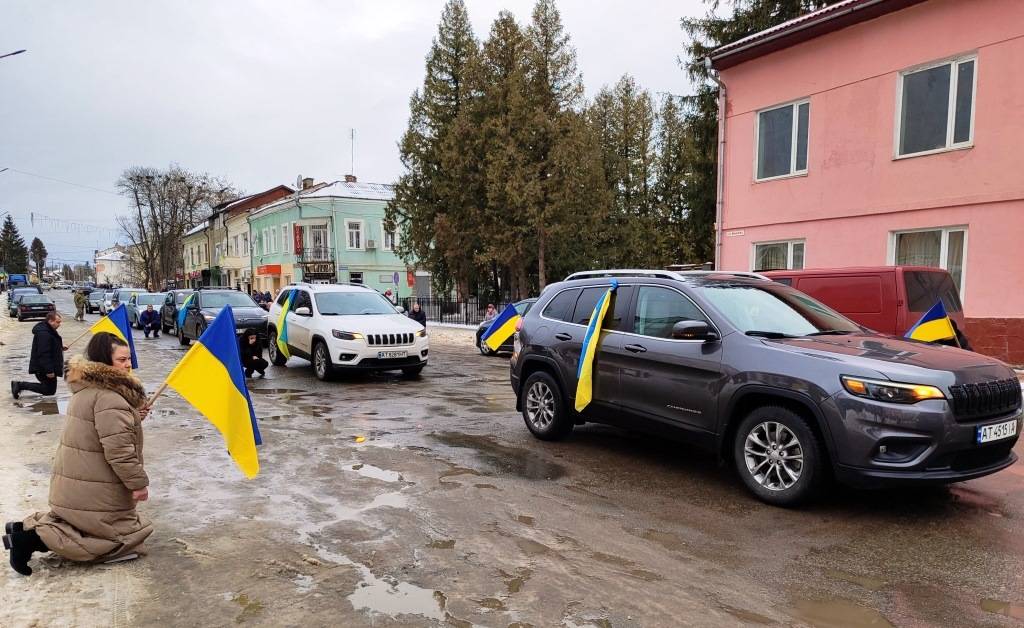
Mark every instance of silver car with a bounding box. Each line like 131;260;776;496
127;292;167;328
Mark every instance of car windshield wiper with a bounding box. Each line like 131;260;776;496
745;330;799;339
805;329;855;336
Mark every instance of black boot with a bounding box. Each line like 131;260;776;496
4;521;23;535
10;381;19;400
3;529;47;576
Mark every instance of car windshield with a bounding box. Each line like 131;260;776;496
315;292;397;315
201;292;258;308
21;295;49;304
696;282;862;336
90;291;104;298
138;294;165;306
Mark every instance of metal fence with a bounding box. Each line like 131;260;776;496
402;297;500;326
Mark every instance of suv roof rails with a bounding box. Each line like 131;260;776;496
563;269;770;282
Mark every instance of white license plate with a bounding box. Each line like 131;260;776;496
977;420;1018;444
378;350;407;359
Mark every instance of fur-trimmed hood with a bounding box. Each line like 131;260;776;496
66;356;147;409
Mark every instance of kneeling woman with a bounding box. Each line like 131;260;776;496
3;332;152;576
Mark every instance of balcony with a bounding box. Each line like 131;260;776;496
297;247;334;262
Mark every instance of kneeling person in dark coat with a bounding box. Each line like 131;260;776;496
11;313;66;399
239;328;268;378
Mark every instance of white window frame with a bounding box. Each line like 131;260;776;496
893;54;977;160
347;220;364;251
281;225;290;254
887;225;969;299
242;233;249;257
753;98;810;182
381;221;397;251
750;238;806;271
262;229;269;255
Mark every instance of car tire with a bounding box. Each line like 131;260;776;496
178;325;191;346
402;365;425;378
477;336;496;356
733;405;825;507
268;330;288;366
521;370;573;441
313;341;334;381
17;314;23;322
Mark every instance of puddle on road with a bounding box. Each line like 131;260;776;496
718;604;775;625
348;571;445;622
980;598;1024;620
16;398;67;415
430;432;566;481
427;539;456;550
344;463;403;483
328;491;408;520
792;598;893;627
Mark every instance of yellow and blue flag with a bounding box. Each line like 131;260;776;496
481;304;520;351
275;288;297;359
905;300;957;343
90;303;138;369
177;292;195;329
166;306;262;478
575;279;618;412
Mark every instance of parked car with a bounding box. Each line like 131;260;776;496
111;287;143;311
87;290;106;314
510;269;1021;506
7;274;30;289
762;266;968;343
476;298;538;356
126;292;168;328
178;289;268;347
267;283;429;381
11;294;55;321
7;286;42;307
100;291;115;315
160;289;196;334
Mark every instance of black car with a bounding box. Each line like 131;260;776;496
510;269;1022;506
476;299;538;356
177;289;269;346
6;285;42;305
10;294;55;320
160;289;196;334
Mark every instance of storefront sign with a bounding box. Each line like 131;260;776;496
302;262;335;276
256;264;281;276
293;224;303;252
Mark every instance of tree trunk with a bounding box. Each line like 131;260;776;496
537;229;547;291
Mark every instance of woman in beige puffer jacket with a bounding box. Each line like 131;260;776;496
3;332;153;576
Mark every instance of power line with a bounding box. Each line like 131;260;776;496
1;168;120;196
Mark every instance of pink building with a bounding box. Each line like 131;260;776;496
710;0;1024;364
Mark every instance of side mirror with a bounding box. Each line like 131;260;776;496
295;306;312;316
672;320;717;341
395;306;406;314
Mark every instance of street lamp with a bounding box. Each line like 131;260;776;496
0;50;26;60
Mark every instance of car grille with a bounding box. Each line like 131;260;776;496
948;378;1022;423
927;443;1016;472
366;333;414;346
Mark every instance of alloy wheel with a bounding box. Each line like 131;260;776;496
315;344;327;378
525;381;555;431
743;421;804;491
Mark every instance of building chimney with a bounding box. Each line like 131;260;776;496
344;174;357;183
302;177;314;190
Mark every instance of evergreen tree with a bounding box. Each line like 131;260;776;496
0;215;29;274
30;237;47;279
679;0;841;264
62;263;74;280
387;0;480;297
654;96;692;264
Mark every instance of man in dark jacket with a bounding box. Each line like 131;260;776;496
11;312;66;399
408;301;427;327
238;328;268;378
138;304;161;338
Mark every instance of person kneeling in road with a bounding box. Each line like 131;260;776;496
3;332;152;576
239;328;267;378
139;304;161;338
11;312;67;400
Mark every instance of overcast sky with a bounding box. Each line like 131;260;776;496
1;0;706;265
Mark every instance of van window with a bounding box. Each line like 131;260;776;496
542;288;580;322
772;278;793;287
796;276;882;314
905;271;962;313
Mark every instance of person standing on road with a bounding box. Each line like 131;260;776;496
3;332;152;576
73;289;88;322
482;303;497;324
11;312;67;400
139;305;161;339
239;328;268;378
408;301;427;327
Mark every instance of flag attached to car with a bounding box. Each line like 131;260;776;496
177;293;195;329
166;306;262;478
275;288;297;359
89;303;139;369
480;303;521;352
905;300;957;344
575;279;618;412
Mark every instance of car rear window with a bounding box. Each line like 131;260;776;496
541;289;580;322
904;271;962;313
772;278;793;286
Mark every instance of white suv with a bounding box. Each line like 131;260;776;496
267;283;428;380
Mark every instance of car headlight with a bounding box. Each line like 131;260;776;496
416;329;427;338
332;330;364;341
841;376;945;404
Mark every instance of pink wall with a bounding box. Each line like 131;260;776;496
718;0;1024;319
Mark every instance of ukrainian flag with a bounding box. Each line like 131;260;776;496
177;292;195;329
90;303;139;369
905;300;957;343
167;306;262;478
480;304;520;352
276;289;297;359
575;279;618;412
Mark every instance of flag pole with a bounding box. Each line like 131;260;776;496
145;381;169;409
64;327;94;349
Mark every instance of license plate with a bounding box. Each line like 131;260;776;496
977;420;1018;444
378;350;407;359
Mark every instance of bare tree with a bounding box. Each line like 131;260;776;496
116;165;237;289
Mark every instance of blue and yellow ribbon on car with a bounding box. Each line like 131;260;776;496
480;303;521;351
575;279;618;412
177;292;195;330
275;288;298;359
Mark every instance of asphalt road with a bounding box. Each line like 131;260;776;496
1;291;1023;627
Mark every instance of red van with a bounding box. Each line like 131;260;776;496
761;266;966;339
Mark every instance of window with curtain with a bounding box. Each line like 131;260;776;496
893;227;967;294
753;240;805;271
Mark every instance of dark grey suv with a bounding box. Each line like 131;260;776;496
510;270;1022;506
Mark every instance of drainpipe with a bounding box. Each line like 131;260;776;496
706;57;726;271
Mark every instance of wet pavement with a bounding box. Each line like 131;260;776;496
1;292;1023;626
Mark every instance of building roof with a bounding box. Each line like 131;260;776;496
184;223;207;237
709;0;927;70
251;179;395;218
95;251;129;262
215;185;295;217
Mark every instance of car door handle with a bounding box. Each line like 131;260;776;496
625;344;647;353
555;333;572;341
